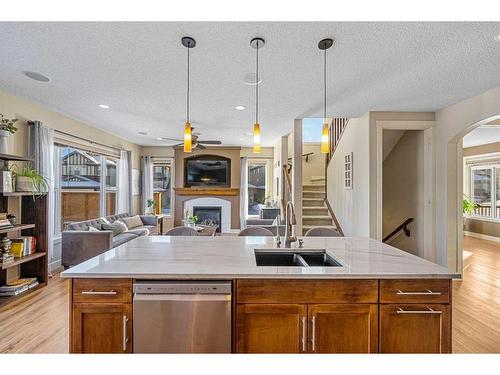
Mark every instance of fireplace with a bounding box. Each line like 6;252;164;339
193;206;222;233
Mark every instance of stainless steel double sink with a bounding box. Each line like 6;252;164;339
254;249;343;267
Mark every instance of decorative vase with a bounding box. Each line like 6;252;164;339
0;129;11;154
15;176;34;192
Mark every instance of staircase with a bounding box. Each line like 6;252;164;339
302;184;337;235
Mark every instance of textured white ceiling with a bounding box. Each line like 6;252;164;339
0;22;499;147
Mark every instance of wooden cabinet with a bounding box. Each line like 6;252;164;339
236;304;307;353
70;278;132;353
380;304;451;353
72;303;132;353
308;304;378;353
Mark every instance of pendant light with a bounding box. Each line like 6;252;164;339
251;37;265;154
319;38;334;154
182;36;196;153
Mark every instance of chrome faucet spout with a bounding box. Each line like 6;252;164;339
284;201;297;248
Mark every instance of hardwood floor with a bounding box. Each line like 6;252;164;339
0;272;69;353
453;236;500;353
0;235;498;353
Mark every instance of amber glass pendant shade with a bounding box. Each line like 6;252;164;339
253;123;261;154
321;121;329;154
184;122;192;153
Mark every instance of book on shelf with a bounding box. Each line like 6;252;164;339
0;278;39;297
0;253;14;265
10;236;36;257
0;218;13;229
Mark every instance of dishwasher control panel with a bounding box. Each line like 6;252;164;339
133;281;232;295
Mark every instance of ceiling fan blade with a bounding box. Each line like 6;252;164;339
172;143;184;147
198;140;222;144
196;143;206;150
159;136;184;142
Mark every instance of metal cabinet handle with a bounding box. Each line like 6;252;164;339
396;289;441;296
311;316;316;352
81;289;117;295
301;316;306;353
123;315;129;351
396;307;442;314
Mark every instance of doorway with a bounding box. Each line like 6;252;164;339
376;120;435;260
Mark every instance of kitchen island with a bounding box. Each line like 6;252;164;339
61;236;459;354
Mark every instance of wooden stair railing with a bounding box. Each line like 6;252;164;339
383;218;414;243
324;197;344;236
326;118;350;165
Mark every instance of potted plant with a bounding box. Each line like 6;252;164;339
264;194;273;208
0;113;18;154
146;198;156;215
11;166;48;193
463;194;478;228
186;214;198;227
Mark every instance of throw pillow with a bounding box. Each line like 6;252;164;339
87;226;100;232
122;215;143;230
101;221;127;236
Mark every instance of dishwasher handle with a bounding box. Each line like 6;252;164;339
134;293;231;302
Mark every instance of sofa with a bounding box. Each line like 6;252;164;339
62;213;158;268
245;218;285;236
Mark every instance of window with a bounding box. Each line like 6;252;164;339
470;164;500;219
153;162;172;215
106;157;118;216
248;161;267;216
54;145;119;233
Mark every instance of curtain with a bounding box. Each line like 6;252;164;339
28;121;54;269
240;157;249;229
141;156;154;214
117;150;132;214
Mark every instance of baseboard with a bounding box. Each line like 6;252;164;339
464;231;500;244
49;259;62;273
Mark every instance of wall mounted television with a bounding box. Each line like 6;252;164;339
184;155;231;187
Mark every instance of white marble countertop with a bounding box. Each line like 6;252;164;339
60;236;460;279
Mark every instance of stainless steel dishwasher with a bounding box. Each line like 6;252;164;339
133;281;232;353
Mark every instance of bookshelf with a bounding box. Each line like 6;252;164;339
0;153;48;307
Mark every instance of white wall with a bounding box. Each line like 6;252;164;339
302;143;326;184
326;116;371;236
435;85;500;271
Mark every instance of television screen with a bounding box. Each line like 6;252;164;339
185;156;230;187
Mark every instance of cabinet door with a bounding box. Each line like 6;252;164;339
72;303;132;353
308;304;378;353
380;304;451;353
236;304;307;353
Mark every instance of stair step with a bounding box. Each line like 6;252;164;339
302;184;326;192
303;191;326;198
303;216;333;225
303;198;325;207
303;207;329;215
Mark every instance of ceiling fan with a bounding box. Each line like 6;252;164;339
159;128;222;150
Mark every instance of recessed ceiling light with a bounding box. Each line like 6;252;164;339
23;71;51;82
496;33;500;41
235;105;246;111
138;131;148;135
98;104;110;109
156;137;163;140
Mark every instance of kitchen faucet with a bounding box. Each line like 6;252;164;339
284;201;297;248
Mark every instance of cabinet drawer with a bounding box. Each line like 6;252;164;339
236;279;378;304
72;278;132;303
380;279;450;304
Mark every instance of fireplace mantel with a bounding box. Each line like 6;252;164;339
174;187;240;196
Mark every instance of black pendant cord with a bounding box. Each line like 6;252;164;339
323;48;327;121
255;40;259;125
187;44;190;123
